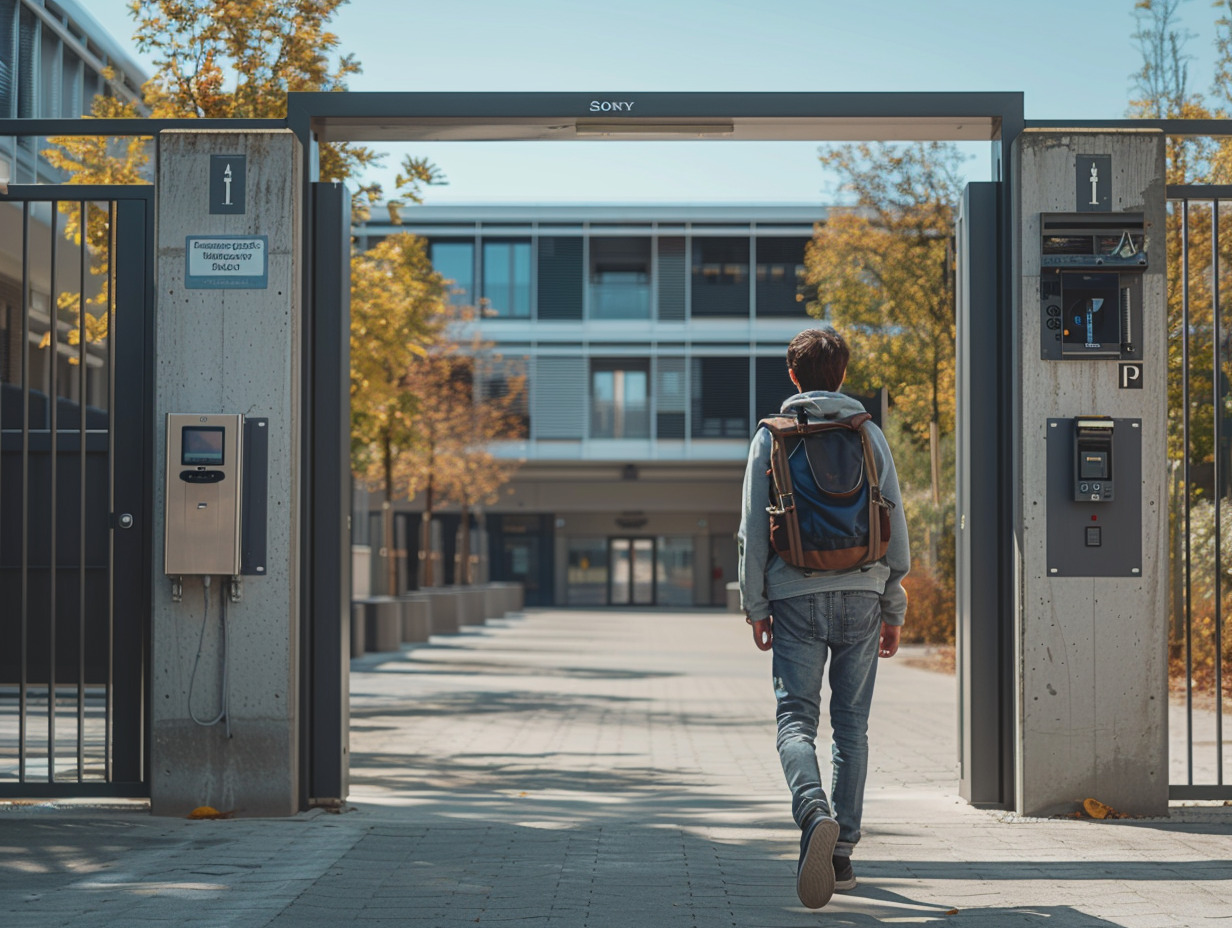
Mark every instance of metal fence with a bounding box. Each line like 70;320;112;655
1166;185;1232;800
0;185;151;797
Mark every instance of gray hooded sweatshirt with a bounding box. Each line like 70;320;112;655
738;391;910;626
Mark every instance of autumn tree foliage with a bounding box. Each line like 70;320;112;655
393;334;527;587
804;142;964;576
40;1;440;372
1130;0;1232;697
350;234;449;593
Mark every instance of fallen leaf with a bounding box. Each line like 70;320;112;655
946;909;960;916
1082;797;1126;819
187;806;235;820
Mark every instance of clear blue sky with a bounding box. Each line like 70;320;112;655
80;0;1224;204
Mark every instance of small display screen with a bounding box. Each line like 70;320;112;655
1061;272;1121;356
1080;451;1109;480
182;426;225;466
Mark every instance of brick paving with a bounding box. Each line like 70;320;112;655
1;607;1230;926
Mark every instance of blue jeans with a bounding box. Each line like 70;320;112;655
771;589;882;855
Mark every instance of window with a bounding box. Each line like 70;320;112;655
566;538;609;605
477;356;530;438
589;237;651;320
655;537;694;606
591;359;650;439
755;356;795;419
482;240;531;318
691;237;750;317
538;236;583;320
430;240;474;306
755;237;811;317
691;357;749;438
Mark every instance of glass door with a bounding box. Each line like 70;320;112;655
610;538;654;605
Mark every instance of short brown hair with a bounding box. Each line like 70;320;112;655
787;328;849;392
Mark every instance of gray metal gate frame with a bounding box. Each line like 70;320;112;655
0;183;154;797
6;96;1231;807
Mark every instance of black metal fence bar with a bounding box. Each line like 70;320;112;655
1216;201;1225;787
47;199;58;783
19;202;30;784
77;200;87;783
106;202;116;783
1183;198;1195;786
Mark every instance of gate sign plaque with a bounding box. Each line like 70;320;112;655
185;235;269;289
1076;154;1112;212
209;154;246;214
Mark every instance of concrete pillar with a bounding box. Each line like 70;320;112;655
362;598;402;653
350;603;365;659
152;130;302;817
398;595;432;642
482;583;504;620
423;589;460;635
1013;129;1168;816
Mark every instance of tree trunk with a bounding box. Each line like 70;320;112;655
928;419;942;571
420;468;435;588
382;432;396;596
458;502;471;586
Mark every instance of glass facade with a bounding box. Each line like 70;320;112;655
591;360;650;439
755;237;811;317
430;240;474;306
655;537;694;606
589;237;652;320
566;538;609;605
691;357;750;438
691;238;750;316
610;538;654;605
482;240;531;318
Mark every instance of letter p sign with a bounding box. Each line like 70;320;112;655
1119;362;1143;389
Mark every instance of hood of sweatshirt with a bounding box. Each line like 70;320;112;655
778;390;870;423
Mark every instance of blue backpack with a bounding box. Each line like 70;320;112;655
759;410;892;571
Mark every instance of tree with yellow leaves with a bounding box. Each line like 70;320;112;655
394;333;527;587
350;233;450;595
40;1;440;369
805;142;964;504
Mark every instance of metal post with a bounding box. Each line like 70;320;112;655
77;199;86;782
1213;200;1224;786
1182;199;1194;785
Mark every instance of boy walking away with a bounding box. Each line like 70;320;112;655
738;327;910;909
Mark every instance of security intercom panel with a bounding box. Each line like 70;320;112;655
1039;213;1147;361
165;413;244;576
1045;417;1141;577
1073;417;1115;502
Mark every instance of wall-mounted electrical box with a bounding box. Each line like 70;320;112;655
165;413;244;576
1039;213;1147;361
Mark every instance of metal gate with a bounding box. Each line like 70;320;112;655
1166;184;1232;801
0;185;152;797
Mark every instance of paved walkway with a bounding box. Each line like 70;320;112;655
2;608;1230;927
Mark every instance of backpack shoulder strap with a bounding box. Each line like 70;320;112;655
758;416;805;566
852;416;890;565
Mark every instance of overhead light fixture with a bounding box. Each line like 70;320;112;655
574;120;735;137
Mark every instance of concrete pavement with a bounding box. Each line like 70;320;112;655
2;607;1230;926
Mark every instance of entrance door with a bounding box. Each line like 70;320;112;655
0;186;152;797
610;537;654;605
